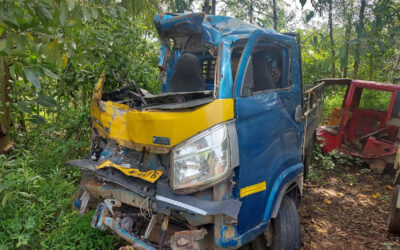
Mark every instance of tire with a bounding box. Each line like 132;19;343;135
388;185;400;234
267;196;301;250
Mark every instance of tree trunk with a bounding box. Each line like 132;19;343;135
389;50;400;83
0;39;12;153
202;0;211;14
353;0;366;79
169;0;176;12
343;21;352;78
18;111;26;133
328;0;335;78
212;0;216;15
249;0;254;23
272;0;277;30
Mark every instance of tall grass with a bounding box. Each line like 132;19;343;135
0;108;118;249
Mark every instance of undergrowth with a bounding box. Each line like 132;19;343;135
308;140;364;183
0;108;118;249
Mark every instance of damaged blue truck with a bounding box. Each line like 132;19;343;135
67;13;324;249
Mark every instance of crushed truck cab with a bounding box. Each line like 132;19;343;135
68;13;322;249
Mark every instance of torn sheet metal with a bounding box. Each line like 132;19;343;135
67;159;156;197
83;179;153;209
154;13;264;47
156;182;241;219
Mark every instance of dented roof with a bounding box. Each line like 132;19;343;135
154;12;279;46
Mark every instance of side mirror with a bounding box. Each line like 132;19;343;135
295;105;302;123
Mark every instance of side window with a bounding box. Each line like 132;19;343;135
241;37;289;96
358;88;392;111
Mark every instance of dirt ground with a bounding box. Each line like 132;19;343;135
300;165;400;250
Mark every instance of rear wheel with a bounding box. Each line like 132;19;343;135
266;196;301;250
388;185;400;234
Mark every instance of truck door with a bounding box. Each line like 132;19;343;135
233;31;303;233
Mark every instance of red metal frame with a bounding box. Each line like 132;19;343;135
317;79;400;159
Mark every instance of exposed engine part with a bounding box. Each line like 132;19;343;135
170;228;207;250
144;214;159;239
119;245;135;250
121;217;134;231
91;202;157;250
159;215;170;249
83;178;155;211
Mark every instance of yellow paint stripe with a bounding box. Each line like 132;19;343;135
240;181;267;198
96;160;163;183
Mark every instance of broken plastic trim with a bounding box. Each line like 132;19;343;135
156;182;242;219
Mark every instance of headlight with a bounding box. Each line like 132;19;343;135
171;123;230;190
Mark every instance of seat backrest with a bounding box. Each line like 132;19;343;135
252;56;276;92
168;53;206;92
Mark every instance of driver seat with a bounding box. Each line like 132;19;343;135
168;53;206;92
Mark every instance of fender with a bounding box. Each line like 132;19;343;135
263;163;303;221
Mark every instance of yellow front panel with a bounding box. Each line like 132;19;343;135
91;98;234;150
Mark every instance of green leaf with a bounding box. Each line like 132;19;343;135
17;101;32;114
36;94;57;107
339;46;346;59
40;6;53;20
29;115;46;125
66;0;76;11
377;40;387;51
91;8;99;19
81;6;91;21
9;65;15;80
24;68;41;92
2;192;11;207
300;0;307;7
60;1;67;26
42;67;60;80
0;39;6;51
16;234;30;248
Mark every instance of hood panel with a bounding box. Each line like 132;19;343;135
91;98;234;152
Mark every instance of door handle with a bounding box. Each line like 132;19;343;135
295;105;302;123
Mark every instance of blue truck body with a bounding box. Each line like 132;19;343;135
69;12;323;249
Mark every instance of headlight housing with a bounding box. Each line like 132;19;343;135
171;123;230;191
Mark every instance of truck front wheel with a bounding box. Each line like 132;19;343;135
266;196;301;250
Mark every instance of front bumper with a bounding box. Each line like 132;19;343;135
68;159;242;249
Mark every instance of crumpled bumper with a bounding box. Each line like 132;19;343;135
68;159;242;249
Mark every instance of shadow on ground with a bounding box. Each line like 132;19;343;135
300;165;400;249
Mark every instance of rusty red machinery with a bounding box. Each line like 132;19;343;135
388;145;400;234
317;79;400;173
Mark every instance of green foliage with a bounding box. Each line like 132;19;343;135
0;0;161;244
0;114;118;249
308;139;364;183
358;88;392;111
220;0;295;30
1;0;160;127
321;85;346;121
